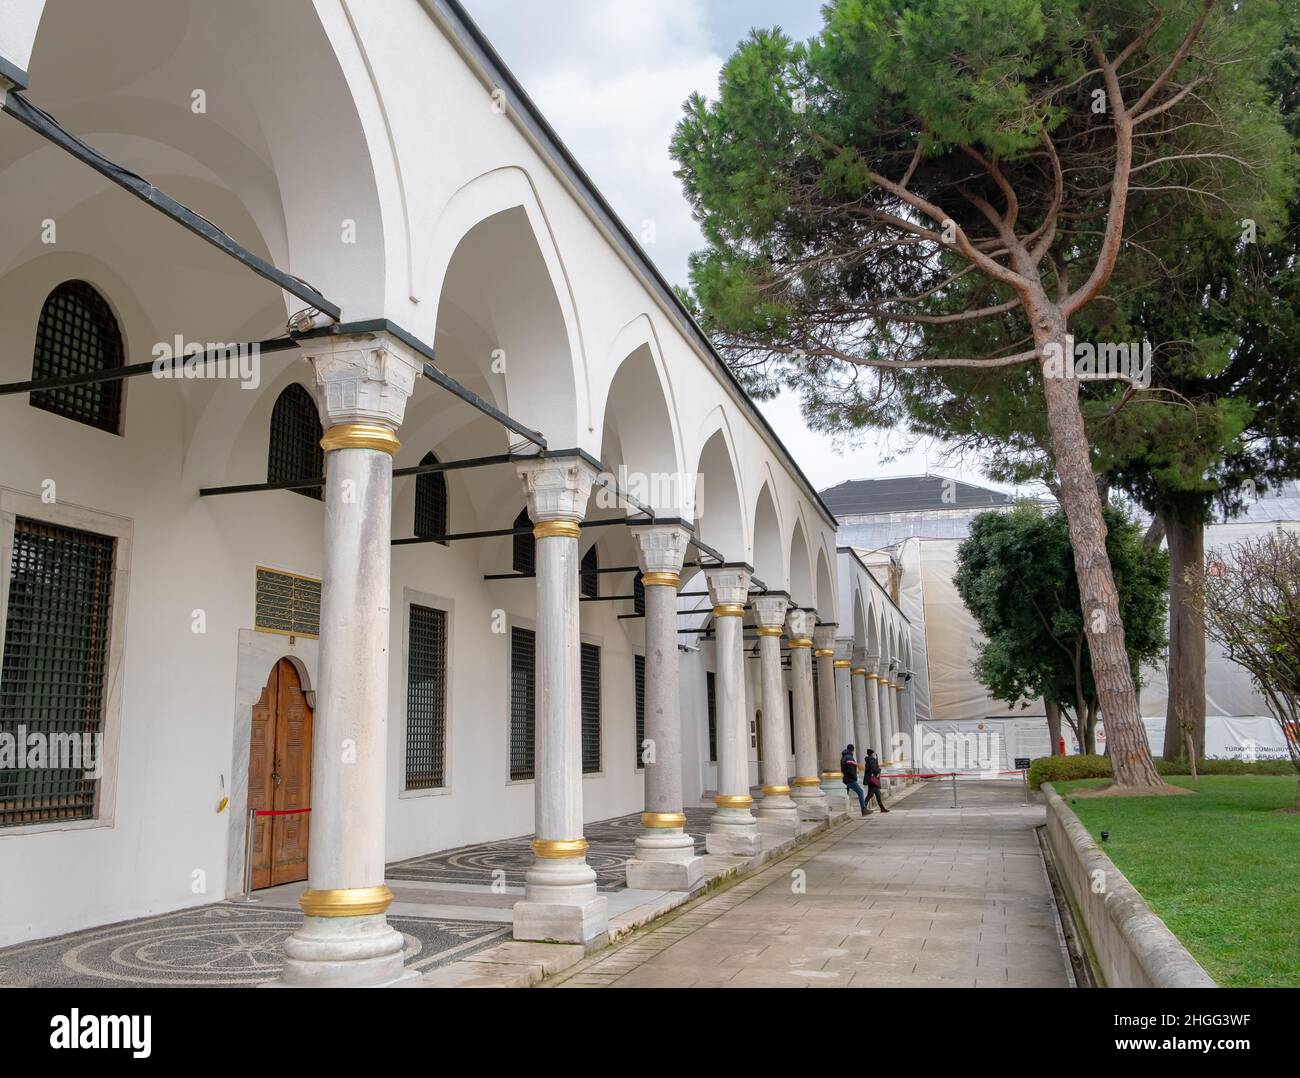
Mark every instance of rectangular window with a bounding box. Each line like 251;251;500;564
788;689;795;749
509;627;535;780
581;642;601;774
1;519;115;826
706;670;717;763
405;604;447;790
254;567;321;638
634;653;645;771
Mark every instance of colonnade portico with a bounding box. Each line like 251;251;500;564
752;594;799;836
814;625;845;808
786;609;828;820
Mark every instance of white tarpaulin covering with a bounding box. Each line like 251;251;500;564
894;538;933;722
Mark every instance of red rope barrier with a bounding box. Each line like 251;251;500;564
253;807;312;816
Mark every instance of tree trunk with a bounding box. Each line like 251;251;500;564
1085;698;1098;755
1035;313;1165;787
1163;517;1206;762
1045;699;1062;756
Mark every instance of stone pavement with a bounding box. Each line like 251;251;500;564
546;779;1073;988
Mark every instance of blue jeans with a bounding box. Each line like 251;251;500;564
845;780;866;810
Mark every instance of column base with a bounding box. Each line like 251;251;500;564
821;776;851;814
512;853;609;946
625;828;705;891
274;913;409;988
705;805;761;857
790;780;829;820
754;790;800;837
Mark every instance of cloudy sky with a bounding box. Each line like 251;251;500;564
460;0;1017;495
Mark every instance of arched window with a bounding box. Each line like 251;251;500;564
30;280;125;434
512;509;533;575
414;451;449;544
267;384;324;501
580;544;599;598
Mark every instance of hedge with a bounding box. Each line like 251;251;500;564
1027;753;1294;790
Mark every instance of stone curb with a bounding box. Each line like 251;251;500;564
1042;783;1216;988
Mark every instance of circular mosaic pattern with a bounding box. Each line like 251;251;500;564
58;911;423;987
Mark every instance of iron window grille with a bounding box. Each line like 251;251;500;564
580;545;598;598
254;568;321;638
512;509;533;575
634;653;645;771
405;604;447;790
509;626;535;780
1;519;115;826
29;280;125;434
581;642;601;774
633;574;645;615
706;670;717;763
267;384;324;501
788;689;795;748
414;451;449;544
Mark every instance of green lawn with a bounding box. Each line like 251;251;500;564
1054;775;1300;987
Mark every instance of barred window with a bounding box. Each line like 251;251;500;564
633;574;645;615
581;642;601;774
254;568;320;638
405;604;447;790
1;519;115;826
788;688;795;748
414;452;449;544
512;509;533;575
268;384;323;501
29;280;124;434
509;626;535;780
634;654;645;771
706;670;717;763
580;545;598;599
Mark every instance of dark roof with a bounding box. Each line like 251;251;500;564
818;475;1016;516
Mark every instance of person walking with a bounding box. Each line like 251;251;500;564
863;748;889;813
840;743;869;817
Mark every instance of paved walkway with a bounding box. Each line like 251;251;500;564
548;779;1073;988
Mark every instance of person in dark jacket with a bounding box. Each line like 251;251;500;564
862;749;889;813
840;744;868;816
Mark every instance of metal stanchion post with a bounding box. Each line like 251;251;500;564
950;771;958;809
232;806;261;904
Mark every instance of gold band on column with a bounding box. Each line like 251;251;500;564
787;638;813;649
641;812;686;829
531;838;589;858
820;771;842;781
320;423;401;455
867;673;879;681
792;776;822;787
641;571;680;588
713;794;753;808
533;520;581;540
761;784;791;796
851;667;867;676
712;604;745;618
834;659;851;668
815;648;835;658
756;626;783;637
299;885;394;917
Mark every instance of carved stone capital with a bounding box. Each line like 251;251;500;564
630;524;691;576
750;594;789;631
785;608;816;639
812;624;838;652
299;332;423;430
516;456;598;524
704;567;751;609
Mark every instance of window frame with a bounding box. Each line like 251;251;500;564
413;451;450;545
399;589;453;798
580;638;602;776
0;488;132;835
506;617;537;784
28;280;127;436
267;383;324;502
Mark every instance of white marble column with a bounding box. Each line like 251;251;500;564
751;593;798;836
833;639;854;751
705;566;760;856
512;456;608;945
893;680;910;765
863;653;883;755
786;609;826;820
625;523;704;891
877;662;898;766
850;648;871;762
279;332;421;988
813;624;846;809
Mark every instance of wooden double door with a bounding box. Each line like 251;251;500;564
248;659;312;889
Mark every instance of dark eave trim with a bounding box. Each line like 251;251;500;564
0;54;29;91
